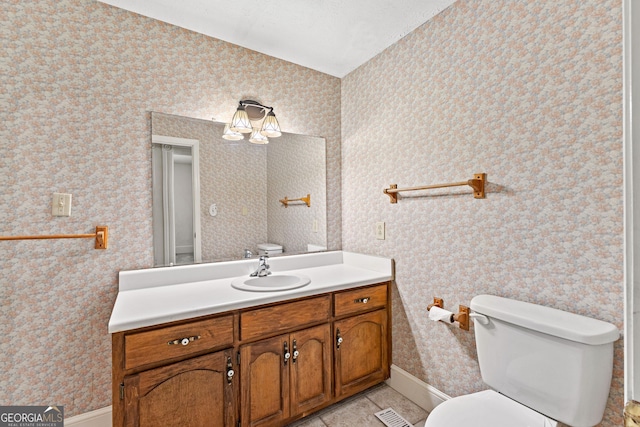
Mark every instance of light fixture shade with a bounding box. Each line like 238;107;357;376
222;123;244;141
260;111;282;137
230;106;252;133
249;128;269;144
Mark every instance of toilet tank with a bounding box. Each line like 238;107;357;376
257;243;282;256
470;295;619;427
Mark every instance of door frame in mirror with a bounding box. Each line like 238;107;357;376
152;134;202;265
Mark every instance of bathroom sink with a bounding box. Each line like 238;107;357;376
231;274;311;292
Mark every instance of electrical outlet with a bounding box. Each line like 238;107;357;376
52;193;72;217
376;222;385;240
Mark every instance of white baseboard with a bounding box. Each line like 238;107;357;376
63;365;444;426
64;406;111;427
385;364;451;413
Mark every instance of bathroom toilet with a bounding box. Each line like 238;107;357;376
257;243;282;256
425;295;619;427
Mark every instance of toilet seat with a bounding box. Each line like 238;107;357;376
424;390;558;427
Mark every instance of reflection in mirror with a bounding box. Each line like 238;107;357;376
151;112;327;266
151;135;202;266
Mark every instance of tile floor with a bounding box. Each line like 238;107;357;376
286;384;429;427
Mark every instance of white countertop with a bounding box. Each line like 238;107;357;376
109;251;393;333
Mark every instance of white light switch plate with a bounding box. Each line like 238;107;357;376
376;222;385;240
52;193;72;217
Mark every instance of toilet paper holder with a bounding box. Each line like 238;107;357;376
427;297;470;331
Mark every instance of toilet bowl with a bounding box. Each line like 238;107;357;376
423;295;619;427
425;390;557;427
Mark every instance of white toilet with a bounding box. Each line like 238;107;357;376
425;295;620;427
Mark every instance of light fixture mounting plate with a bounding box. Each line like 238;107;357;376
241;99;268;121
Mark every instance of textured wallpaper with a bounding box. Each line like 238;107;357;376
342;1;623;425
1;0;341;417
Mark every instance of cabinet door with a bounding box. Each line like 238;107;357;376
123;349;236;427
290;324;332;417
240;334;289;427
334;309;389;398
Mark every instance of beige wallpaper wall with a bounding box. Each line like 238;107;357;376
341;1;623;425
2;0;341;416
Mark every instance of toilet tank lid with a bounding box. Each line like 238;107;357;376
470;295;620;345
257;243;282;250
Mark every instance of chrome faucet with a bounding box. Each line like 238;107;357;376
243;249;253;259
250;255;271;277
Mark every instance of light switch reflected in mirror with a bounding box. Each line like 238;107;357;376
151;112;327;267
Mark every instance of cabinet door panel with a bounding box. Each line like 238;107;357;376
241;335;289;427
124;350;236;427
334;309;388;398
290;324;332;416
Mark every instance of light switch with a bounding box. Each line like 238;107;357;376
52;193;72;217
376;222;385;240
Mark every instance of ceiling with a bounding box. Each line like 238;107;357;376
97;0;457;78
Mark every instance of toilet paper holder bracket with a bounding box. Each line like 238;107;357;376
427;297;471;331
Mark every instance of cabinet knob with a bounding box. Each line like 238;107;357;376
336;329;343;349
354;297;370;304
292;340;299;363
167;335;201;346
226;356;234;385
284;341;291;365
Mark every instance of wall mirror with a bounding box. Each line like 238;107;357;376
151;112;327;266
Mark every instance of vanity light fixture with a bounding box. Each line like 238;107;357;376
222;100;282;144
249;128;269;144
229;104;252;134
222;123;244;141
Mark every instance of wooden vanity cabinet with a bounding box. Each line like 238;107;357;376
112;281;391;427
